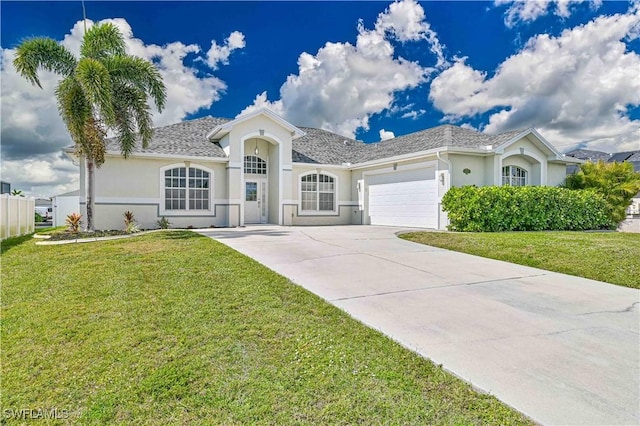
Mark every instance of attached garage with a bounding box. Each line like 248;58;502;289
366;167;438;228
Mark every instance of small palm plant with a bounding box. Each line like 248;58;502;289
66;213;82;233
123;210;140;233
156;216;171;229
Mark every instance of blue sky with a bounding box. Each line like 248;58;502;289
1;0;639;197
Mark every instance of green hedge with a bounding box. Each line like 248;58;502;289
442;186;612;232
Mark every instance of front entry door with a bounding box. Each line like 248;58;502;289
245;179;268;223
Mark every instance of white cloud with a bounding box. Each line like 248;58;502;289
379;129;396;140
429;7;640;151
400;109;426;120
1;156;79;198
495;0;603;28
1;18;243;197
577;128;640;153
206;30;245;69
240;0;444;138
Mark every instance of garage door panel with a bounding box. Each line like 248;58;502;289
368;170;438;228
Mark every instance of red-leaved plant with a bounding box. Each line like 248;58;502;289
66;213;82;233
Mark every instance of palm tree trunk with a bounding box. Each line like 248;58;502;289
86;157;95;231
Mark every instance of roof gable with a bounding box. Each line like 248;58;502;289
207;107;306;141
493;128;563;159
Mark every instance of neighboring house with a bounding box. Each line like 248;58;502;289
52;190;80;227
565;148;640;217
0;181;11;194
34;198;53;221
64;108;580;230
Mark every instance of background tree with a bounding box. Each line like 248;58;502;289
10;189;24;197
13;22;166;230
565;161;640;224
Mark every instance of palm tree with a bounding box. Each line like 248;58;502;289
565;160;640;224
13;22;166;230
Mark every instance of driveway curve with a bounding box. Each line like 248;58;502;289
197;225;639;425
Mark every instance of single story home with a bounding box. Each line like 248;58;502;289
64;108;581;230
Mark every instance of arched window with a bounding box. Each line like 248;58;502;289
301;173;335;212
164;166;210;210
244;156;267;174
502;165;527;187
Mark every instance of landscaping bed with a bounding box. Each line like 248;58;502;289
46;230;133;241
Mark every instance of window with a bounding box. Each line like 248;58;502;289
245;182;257;201
502;165;527;187
244;156;267;174
301;173;335;212
164;166;210;210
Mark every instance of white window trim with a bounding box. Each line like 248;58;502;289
501;165;528;187
159;163;214;216
298;170;338;215
244;155;268;175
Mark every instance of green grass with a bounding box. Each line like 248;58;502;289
1;232;530;424
401;231;640;289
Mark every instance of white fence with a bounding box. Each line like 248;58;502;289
0;194;35;240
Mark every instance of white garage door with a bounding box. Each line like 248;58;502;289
367;168;438;228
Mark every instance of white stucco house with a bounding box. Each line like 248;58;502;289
64;108;581;230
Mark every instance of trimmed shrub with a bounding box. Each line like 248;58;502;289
442;186;612;232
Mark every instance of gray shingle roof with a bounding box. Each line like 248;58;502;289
105;116;230;157
564;148;611;162
292;127;367;164
354;125;526;163
103;117;537;165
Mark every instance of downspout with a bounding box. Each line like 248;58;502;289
436;151;452;230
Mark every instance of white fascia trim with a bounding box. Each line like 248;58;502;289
349;147;483;170
552;156;584;164
292;162;350;170
206;107;306;140
105;151;229;163
62;148;80;165
494;128;564;160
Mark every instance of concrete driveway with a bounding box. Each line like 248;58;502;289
197;225;639;425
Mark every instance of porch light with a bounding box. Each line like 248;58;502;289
254;138;259;156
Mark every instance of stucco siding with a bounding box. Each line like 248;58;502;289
229;115;293;165
93;156;228;230
547;163;568;186
449;155;487;187
289;165;353;225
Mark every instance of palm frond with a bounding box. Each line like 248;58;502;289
80;23;126;60
13;38;76;87
112;82;154;156
76;58;116;126
104;55;167;111
56;77;92;146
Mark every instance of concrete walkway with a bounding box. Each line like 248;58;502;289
197;225;639;425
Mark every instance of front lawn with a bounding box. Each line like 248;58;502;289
401;231;640;289
1;232;530;424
